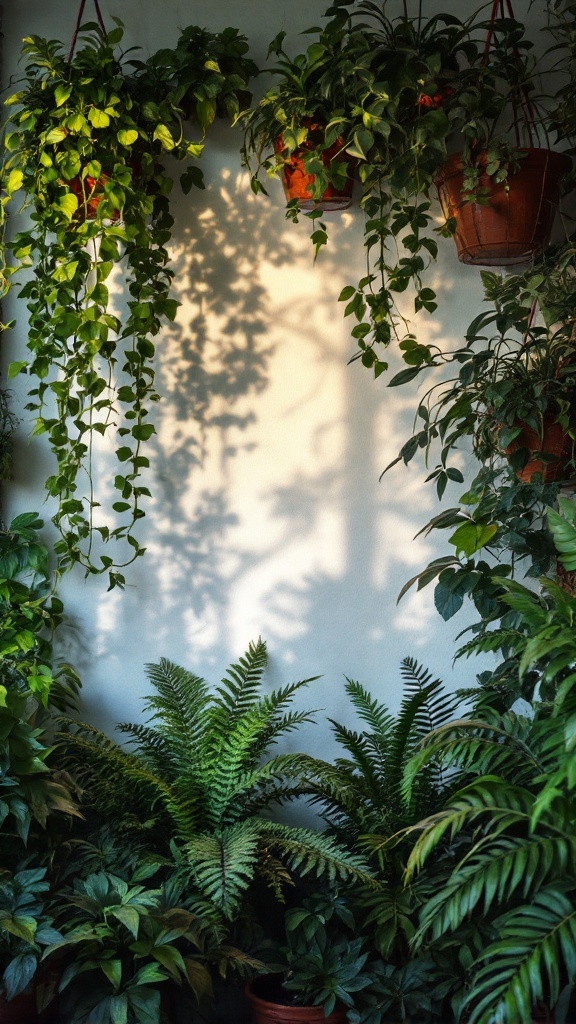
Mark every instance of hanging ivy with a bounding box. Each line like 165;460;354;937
0;20;206;589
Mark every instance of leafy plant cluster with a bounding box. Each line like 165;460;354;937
243;0;573;377
1;18;257;590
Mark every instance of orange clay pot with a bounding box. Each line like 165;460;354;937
246;978;348;1024
274;123;355;212
435;148;571;266
505;416;576;483
69;172;120;221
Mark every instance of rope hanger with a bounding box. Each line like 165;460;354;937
68;0;107;62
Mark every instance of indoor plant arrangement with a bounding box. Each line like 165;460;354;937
384;244;576;629
1;20;204;589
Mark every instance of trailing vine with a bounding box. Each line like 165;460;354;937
1;21;205;588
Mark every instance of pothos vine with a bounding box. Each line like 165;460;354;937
1;20;210;588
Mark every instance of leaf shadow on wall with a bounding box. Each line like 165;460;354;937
116;136;367;654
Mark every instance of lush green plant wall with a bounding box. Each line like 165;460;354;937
1;0;560;741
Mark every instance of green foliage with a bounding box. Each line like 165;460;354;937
1;23;206;588
44;869;250;1024
0;865;62;1000
0;387;17;481
401;695;576;1024
60;640;372;922
148;25;258;131
310;659;457;843
243;3;568;376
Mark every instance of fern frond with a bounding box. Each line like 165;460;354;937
261;820;374;887
212;638;268;722
343;679;396;736
115;723;175;778
184;820;264;920
142;659;212;756
465;886;576;1024
58;723;171;825
327;723;385;800
416;834;576;943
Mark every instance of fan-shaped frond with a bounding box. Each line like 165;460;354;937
465;887;576;1024
402;712;545;805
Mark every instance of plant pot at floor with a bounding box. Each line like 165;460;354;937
246;976;348;1024
274;125;355;212
505;416;576;483
435;149;571;266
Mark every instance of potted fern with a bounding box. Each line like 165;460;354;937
58;640;372;923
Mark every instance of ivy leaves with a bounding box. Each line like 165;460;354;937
2;25;206;588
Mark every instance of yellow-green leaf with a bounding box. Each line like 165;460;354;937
117;129;138;146
88;108;110;128
5;170;23;195
57;192;79;220
153;124;175;151
55;83;72;107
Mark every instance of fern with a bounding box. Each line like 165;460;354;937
60;641;371;920
465;887;576;1024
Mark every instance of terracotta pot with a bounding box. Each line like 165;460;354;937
435;148;571;266
246;977;348;1024
274;124;355;212
505;416;575;483
69;172;121;222
0;991;38;1023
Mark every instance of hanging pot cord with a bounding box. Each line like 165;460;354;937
482;0;538;149
68;0;107;63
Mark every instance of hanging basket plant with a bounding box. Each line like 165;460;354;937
0;9;207;589
435;147;572;266
241;26;361;223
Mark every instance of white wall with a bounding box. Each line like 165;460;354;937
0;0;520;756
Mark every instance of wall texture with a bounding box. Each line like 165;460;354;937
0;0;522;757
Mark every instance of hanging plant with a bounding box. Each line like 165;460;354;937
0;11;206;589
243;2;573;379
146;24;258;132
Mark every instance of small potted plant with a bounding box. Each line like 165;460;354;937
241;23;360;212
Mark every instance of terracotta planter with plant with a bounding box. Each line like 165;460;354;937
274;122;355;211
246;977;347;1024
504;412;576;483
435;148;571;266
